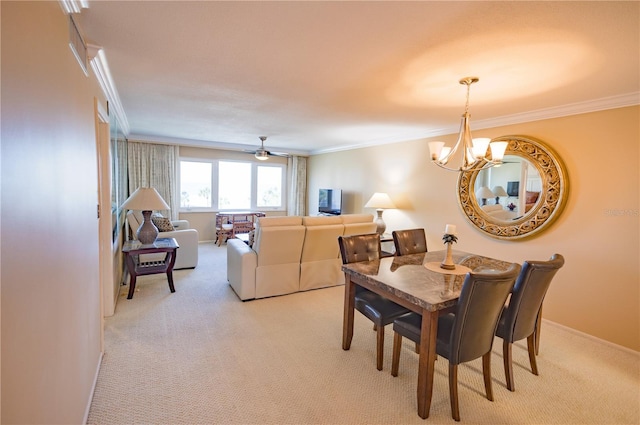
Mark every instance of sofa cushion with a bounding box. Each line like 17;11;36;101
341;213;374;224
257;216;303;227
302;215;343;226
152;216;175;232
482;204;503;213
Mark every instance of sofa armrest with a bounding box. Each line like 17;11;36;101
227;239;258;300
158;229;199;269
171;220;190;230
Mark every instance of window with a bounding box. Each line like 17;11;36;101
218;161;251;209
179;159;286;211
180;161;212;208
257;165;283;208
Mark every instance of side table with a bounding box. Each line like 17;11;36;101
122;237;179;299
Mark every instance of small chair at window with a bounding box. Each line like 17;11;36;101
232;214;254;240
338;233;411;371
215;214;233;247
392;228;428;256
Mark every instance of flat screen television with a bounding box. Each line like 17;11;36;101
318;189;342;215
507;181;520;197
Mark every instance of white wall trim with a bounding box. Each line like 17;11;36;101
58;0;88;15
87;44;130;135
83;351;103;425
542;318;639;356
311;92;640;155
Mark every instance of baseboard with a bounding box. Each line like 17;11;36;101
542;318;639;356
83;351;104;425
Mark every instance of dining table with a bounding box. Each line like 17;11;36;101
341;249;516;419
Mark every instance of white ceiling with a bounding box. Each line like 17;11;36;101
76;1;639;156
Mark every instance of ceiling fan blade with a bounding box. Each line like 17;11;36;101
268;151;290;158
240;137;290;158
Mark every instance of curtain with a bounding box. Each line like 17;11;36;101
128;141;180;220
287;155;307;216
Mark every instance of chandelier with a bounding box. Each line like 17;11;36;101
428;77;507;172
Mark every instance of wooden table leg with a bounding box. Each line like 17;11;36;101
342;275;356;350
166;249;177;293
125;253;137;299
127;273;137;299
417;309;438;419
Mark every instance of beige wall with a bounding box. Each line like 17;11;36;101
2;2;105;423
308;106;639;351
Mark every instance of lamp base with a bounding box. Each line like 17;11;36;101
137;210;159;245
374;209;386;235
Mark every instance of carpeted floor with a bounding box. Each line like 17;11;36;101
87;242;639;424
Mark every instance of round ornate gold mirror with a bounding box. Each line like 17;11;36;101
457;135;568;240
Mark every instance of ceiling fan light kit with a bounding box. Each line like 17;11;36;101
429;77;507;173
247;136;289;160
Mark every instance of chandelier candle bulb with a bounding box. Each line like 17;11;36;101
428;77;509;172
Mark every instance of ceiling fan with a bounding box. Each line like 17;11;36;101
245;136;289;160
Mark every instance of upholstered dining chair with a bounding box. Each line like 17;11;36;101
391;263;521;421
495;253;565;391
392;228;428;256
338;233;411;371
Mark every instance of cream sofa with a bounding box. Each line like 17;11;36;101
126;210;199;269
481;204;518;221
227;214;376;300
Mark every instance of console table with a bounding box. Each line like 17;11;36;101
122;238;179;299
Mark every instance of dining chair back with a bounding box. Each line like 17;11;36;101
495;253;565;391
391;263;521;421
392;228;428;255
338;233;411;371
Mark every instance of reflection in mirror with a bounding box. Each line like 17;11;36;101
457;135;568;240
474;156;542;223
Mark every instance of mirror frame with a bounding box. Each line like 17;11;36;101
457;135;568;240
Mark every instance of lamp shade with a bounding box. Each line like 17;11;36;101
492;186;508;197
122;187;170;211
475;186;495;199
364;192;396;209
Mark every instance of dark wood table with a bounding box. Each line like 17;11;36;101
122;237;179;299
341;249;515;419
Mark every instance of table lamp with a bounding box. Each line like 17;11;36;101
121;187;170;244
364;192;395;235
475;186;495;206
492;185;508;205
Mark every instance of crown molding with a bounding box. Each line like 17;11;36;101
58;0;88;14
129;134;310;156
472;92;640;131
87;44;130;135
311;92;640;155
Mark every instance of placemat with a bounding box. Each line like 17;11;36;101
424;262;472;275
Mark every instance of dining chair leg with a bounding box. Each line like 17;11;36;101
482;352;494;401
535;306;543;355
376;325;385;371
391;332;402;377
449;363;460;421
503;340;515;391
415;342;420;354
527;334;539;375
